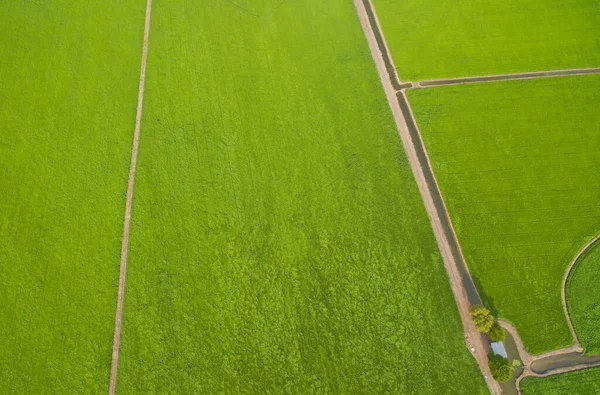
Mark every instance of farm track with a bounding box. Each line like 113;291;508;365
356;0;501;393
108;0;152;394
360;0;600;393
413;67;600;88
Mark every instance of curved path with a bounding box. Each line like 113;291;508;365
561;233;600;349
499;232;600;393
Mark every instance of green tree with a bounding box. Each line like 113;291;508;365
469;305;493;333
488;354;512;382
489;321;506;342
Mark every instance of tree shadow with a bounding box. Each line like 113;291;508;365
473;275;499;317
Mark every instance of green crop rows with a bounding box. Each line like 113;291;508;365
0;0;144;392
408;75;600;354
521;367;600;394
114;0;486;392
568;241;600;355
0;0;489;392
372;0;600;80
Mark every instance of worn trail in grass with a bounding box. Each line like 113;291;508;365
116;0;487;393
0;1;144;392
408;75;600;354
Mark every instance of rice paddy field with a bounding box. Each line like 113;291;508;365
371;0;600;80
567;240;600;355
0;0;492;393
0;0;144;392
520;367;600;394
112;1;490;393
407;75;600;354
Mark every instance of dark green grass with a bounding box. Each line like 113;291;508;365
0;0;144;392
568;241;600;354
117;0;487;393
521;367;600;394
372;0;600;80
407;75;600;354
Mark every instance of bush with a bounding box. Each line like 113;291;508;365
488;354;512;382
469;305;493;333
489;321;506;342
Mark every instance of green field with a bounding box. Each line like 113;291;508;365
0;0;144;392
114;0;487;393
521;367;600;394
567;241;600;354
372;0;600;81
407;75;600;354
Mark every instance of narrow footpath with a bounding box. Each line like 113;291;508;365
108;0;152;394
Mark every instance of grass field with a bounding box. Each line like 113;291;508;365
407;75;600;354
371;0;600;81
114;0;487;393
521;367;600;394
567;241;600;355
0;0;144;392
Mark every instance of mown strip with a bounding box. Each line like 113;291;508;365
116;0;486;392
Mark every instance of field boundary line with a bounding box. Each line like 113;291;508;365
353;0;501;393
359;0;405;89
414;67;600;88
108;0;152;393
562;233;600;348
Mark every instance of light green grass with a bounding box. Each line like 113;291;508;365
0;1;144;392
407;75;600;354
372;0;600;80
567;241;600;354
521;367;600;394
116;0;487;393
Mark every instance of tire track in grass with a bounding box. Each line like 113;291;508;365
108;0;152;393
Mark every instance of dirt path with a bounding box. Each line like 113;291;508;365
108;1;152;394
359;0;403;89
413;67;600;88
354;0;501;393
